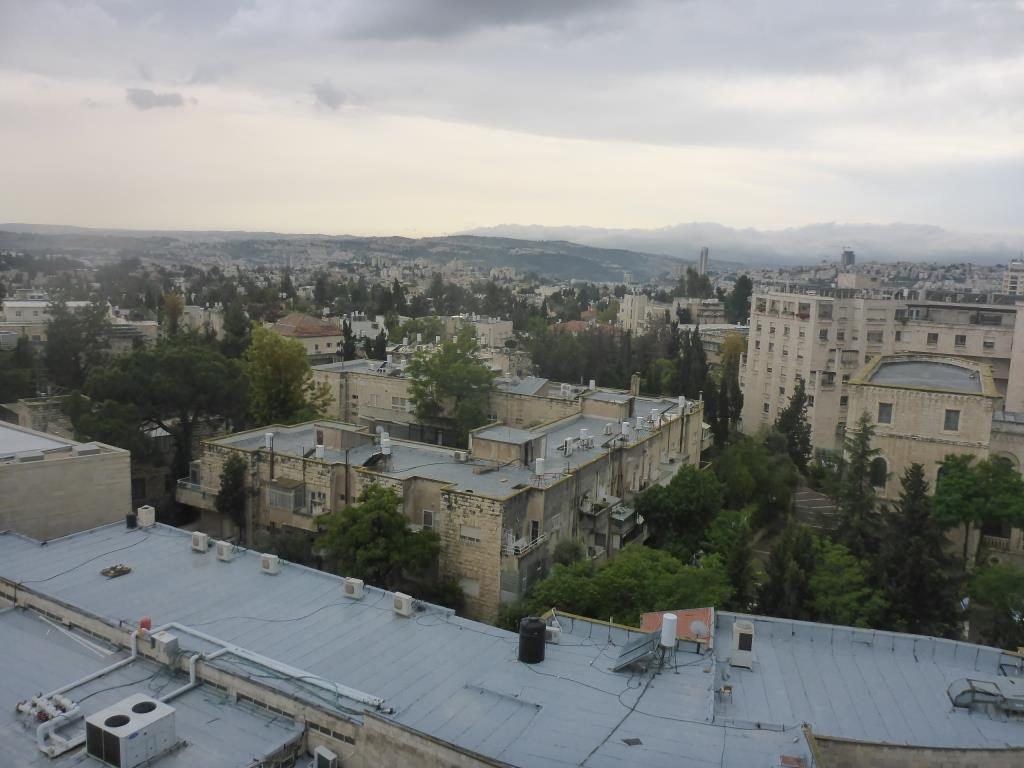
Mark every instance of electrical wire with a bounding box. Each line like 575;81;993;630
20;534;151;584
73;671;162;705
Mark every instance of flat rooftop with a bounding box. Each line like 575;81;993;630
0;422;110;461
0;602;302;767
869;360;982;393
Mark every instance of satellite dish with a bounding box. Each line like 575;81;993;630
689;620;709;640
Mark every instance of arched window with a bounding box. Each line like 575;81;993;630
869;457;888;489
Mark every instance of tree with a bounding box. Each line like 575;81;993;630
246;325;329;425
371;329;388;360
636;464;725;557
759;522;819;620
321;484;440;589
835;413;880;558
552;538;585;566
810;540;887;628
341;319;357;361
774;379;812;472
406;326;496;444
80;337;247;477
0;337;37;401
162;291;184;337
969;563;1024;650
44;299;110;390
220;299;250;358
215;453;248;536
703;509;756;610
935;454;1024;569
714;436;796;531
877;464;960;636
720;334;745;425
724;275;753;324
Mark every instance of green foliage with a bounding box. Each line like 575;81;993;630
162;292;184;337
774;379;812;472
253;529;316;567
759;523;819;620
79;337;246;477
215;453;248;534
526;547;732;626
320;485;440;589
724;275;753;324
713;436;796;530
969;563;1024;650
675;266;713;299
877;464;961;637
810;540;887;628
703;509;757;610
0;337;37;401
406;326;496;444
836;413;880;558
935;454;1024;568
636;464;725;558
44;299;110;389
398;315;444;345
220;299;250;358
552;538;585;566
245;325;328;425
677;327;708;400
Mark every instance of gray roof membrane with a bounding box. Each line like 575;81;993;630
870;360;982;393
2;525;1023;766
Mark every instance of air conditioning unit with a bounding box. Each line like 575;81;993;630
215;541;234;562
136;505;156;528
545;624;561;644
603;423;614;435
314;745;338;768
191;531;210;552
85;694;176;768
730;620;754;669
393;592;413;617
453;451;468;463
343;577;365;599
260;553;281;575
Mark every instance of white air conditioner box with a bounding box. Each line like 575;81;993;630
545;624;561;644
136;505;156;528
260;553;281;575
393;592;413;617
215;541;234;562
314;745;338;768
149;631;179;665
85;694;176;768
191;531;209;552
343;577;365;599
730;620;754;669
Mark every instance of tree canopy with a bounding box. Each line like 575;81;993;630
215;453;249;537
636;463;725;558
835;413;881;558
245;325;329;425
774;379;812;472
44;299;110;390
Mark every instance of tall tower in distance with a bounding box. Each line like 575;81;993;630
840;247;856;269
698;247;710;276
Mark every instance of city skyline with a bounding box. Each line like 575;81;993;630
1;0;1022;236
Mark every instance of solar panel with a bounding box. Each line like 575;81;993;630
612;631;659;671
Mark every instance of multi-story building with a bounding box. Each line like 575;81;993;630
741;288;1024;450
1003;259;1024;296
0;421;131;540
177;390;706;622
271;312;344;358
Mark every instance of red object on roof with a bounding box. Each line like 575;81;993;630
640;607;714;646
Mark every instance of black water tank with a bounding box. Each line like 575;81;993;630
518;617;546;664
125;513;137;529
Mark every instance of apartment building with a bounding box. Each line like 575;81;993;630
177;391;706;622
0;421;131;540
271;312;344;358
740;288;1024;450
1003;259;1024;296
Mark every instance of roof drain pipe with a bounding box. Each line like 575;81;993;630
160;647;230;703
36;704;83;756
151;622;388;711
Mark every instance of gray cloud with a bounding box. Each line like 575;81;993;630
312;81;346;110
125;88;185;110
188;60;234;84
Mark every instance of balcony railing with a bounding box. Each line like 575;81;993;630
175;478;218;511
502;532;547;558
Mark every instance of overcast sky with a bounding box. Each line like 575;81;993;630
1;0;1022;236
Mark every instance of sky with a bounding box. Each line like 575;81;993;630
0;0;1022;237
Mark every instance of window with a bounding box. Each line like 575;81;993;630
927;333;938;346
840;395;848;407
459;525;482;543
819;329;829;341
877;403;893;424
368;394;380;407
768;342;774;352
391;396;408;411
983;339;995;350
807;395;815;407
867;331;883;344
836;330;845;341
268;483;305;511
778;386;785;395
422;510;434;529
530;520;540;542
756;323;762;332
755;340;761;350
869;457;888;488
782;347;789;357
766;367;772;373
954;334;966;347
895;330;902;342
842;374;850;384
783;326;790;337
762;402;770;413
798;328;806;338
944;409;960;431
769;325;776;335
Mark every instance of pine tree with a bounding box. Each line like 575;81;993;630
341;319;357;361
774;379;812;472
759;523;818;620
836;413;880;558
878;464;960;637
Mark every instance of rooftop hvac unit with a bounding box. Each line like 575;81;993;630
545;624;561;644
603;423;614;435
136;505;156;528
730;620;754;669
215;540;234;562
85;694;176;768
393;592;413;617
314;745;338;768
260;553;281;575
343;577;365;600
191;532;209;552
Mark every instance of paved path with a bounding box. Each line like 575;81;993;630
793;486;839;532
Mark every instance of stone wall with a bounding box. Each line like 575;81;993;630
813;734;1024;768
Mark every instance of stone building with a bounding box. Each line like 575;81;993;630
271;312;344;358
177;390;706;622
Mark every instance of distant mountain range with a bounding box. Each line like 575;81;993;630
461;222;1023;266
0;225;680;282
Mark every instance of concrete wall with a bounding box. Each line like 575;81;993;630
813;735;1024;768
0;448;131;540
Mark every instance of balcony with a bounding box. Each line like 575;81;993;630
175;479;218;511
502;532;547;558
